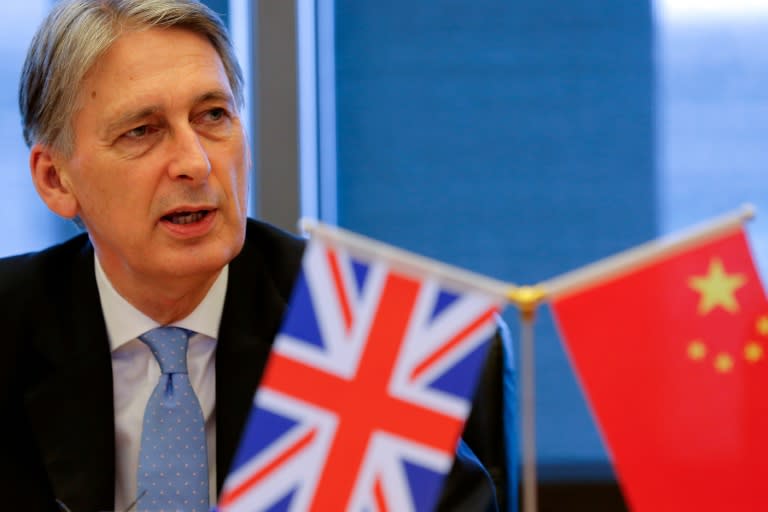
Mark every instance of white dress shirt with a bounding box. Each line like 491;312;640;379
94;257;227;510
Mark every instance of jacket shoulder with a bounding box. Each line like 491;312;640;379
0;233;91;302
242;219;306;298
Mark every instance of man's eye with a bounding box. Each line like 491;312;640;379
205;108;226;122
124;125;149;138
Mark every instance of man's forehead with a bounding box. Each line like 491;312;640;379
85;27;223;80
79;28;231;105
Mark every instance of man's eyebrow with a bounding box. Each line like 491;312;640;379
103;106;160;139
194;89;236;108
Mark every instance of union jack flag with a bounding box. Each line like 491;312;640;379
218;232;505;511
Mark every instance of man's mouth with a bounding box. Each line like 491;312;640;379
162;210;211;225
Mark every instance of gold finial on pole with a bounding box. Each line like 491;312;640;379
508;285;548;320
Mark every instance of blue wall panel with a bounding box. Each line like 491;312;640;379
335;0;654;484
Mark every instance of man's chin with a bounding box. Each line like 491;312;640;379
159;248;240;279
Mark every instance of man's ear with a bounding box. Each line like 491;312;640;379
29;143;79;219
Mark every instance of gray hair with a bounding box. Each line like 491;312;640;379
19;0;244;155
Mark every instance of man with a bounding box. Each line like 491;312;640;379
1;1;507;510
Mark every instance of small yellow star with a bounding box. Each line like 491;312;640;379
757;316;768;336
714;353;734;373
687;340;707;361
745;342;763;363
688;258;746;315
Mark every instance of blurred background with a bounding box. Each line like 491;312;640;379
3;1;766;510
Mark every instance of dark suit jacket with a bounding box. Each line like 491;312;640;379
0;219;507;511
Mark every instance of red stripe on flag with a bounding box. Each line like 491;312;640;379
326;248;354;333
409;306;498;382
373;476;388;512
218;428;318;507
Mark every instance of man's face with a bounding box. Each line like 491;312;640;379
51;27;249;292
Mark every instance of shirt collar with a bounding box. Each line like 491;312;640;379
94;255;228;352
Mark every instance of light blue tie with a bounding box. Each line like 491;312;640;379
137;327;209;511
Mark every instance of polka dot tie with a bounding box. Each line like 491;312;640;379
136;327;209;511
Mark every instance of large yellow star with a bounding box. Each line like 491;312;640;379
688;258;746;315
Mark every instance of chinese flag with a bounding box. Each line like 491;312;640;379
550;223;768;511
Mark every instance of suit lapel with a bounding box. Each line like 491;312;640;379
215;237;291;491
23;240;116;511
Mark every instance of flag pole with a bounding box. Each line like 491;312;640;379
299;218;513;299
508;286;547;512
540;204;755;300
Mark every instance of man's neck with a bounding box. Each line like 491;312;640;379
129;280;219;324
96;257;223;325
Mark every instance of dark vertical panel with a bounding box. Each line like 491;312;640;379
253;0;301;233
334;0;654;507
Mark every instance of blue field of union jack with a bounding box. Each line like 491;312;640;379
218;237;502;511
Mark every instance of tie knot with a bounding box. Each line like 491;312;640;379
139;326;192;374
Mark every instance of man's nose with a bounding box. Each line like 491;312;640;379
167;125;211;182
